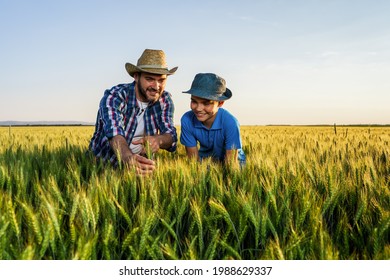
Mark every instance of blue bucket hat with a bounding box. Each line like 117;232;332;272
182;73;232;101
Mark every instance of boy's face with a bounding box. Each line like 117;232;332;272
190;95;224;128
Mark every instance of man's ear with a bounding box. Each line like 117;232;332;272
218;101;225;107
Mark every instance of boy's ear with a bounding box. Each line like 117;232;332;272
218;101;225;107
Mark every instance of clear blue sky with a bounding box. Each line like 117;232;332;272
1;0;389;125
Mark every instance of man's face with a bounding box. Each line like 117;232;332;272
134;72;167;103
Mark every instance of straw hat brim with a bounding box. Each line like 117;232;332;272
182;88;232;101
125;63;178;77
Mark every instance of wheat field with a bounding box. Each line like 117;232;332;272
0;125;389;260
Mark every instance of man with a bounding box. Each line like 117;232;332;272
180;73;246;166
89;49;178;174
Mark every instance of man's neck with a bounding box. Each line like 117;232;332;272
135;88;147;103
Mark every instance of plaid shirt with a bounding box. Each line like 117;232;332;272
89;82;177;165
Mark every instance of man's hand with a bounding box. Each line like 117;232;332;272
132;135;162;157
110;135;156;175
123;153;156;175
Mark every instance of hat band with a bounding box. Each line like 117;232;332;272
137;64;168;70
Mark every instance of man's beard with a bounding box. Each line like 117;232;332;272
137;81;160;103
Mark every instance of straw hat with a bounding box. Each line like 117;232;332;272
182;73;232;101
125;49;178;77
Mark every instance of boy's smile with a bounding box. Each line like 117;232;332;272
190;95;224;129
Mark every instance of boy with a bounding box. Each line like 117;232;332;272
180;73;246;166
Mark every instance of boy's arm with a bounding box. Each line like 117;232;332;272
185;146;199;161
225;149;238;165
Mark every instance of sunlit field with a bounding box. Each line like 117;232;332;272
0;125;389;260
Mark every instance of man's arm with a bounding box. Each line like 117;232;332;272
147;133;173;152
109;135;132;162
157;92;178;152
131;133;173;156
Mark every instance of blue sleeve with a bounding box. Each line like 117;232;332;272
180;112;197;147
224;114;242;150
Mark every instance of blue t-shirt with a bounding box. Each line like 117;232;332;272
180;108;246;164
